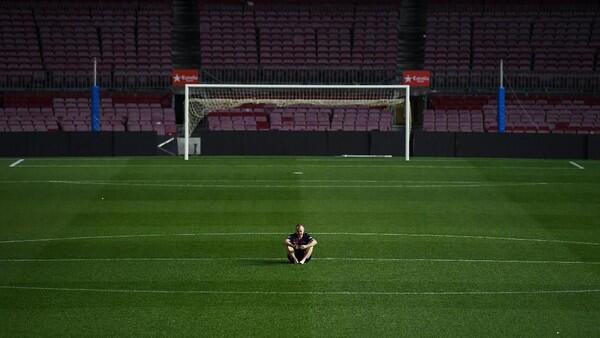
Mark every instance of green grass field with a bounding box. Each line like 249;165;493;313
0;156;599;337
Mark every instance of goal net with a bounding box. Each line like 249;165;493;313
184;84;411;160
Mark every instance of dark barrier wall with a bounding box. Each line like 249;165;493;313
114;132;158;156
0;132;70;156
328;132;370;155
0;132;156;156
68;132;114;156
412;131;455;157
2;131;598;159
199;131;400;155
370;131;406;156
588;135;600;160
413;132;592;159
247;131;329;155
199;130;597;158
455;133;586;159
199;131;245;155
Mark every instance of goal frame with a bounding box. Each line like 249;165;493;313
184;84;411;160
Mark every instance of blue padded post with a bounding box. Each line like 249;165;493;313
497;86;505;134
91;85;101;132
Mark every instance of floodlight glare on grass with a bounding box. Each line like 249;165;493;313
184;84;411;160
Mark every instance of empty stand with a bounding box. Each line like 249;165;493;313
0;92;175;135
205;105;394;132
198;0;400;83
0;7;44;88
0;0;172;89
425;0;600;92
424;95;600;134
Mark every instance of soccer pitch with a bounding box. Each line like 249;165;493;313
0;156;599;336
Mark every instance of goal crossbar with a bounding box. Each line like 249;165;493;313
184;84;411;160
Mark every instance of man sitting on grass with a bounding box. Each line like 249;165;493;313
284;224;318;264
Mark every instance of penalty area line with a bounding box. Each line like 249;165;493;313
0;285;598;296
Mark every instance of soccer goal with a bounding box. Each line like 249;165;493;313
184;84;411;160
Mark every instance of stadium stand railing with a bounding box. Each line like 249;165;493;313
200;67;398;85
431;72;600;94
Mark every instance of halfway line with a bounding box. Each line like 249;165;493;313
0;179;550;190
1;285;598;296
14;163;575;170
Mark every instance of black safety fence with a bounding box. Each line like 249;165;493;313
200;67;399;85
431;71;600;94
0;71;171;90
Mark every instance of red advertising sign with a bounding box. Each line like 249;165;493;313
402;70;431;87
171;69;200;87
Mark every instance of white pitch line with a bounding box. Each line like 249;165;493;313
0;179;550;190
0;233;175;244
569;161;584;170
298;158;561;163
0;285;598;296
0;179;547;184
318;257;600;264
157;137;174;148
341;154;392;158
13;164;575;170
0;232;598;246
317;232;600;246
8;159;24;167
0;257;598;265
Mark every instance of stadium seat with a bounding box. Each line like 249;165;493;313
428;95;600;134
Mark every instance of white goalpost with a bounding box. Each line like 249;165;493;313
184;84;411;160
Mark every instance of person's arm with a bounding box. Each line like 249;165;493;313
300;239;317;250
284;238;295;248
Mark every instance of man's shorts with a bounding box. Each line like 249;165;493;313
287;249;312;263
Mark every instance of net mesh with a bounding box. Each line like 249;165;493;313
186;85;407;134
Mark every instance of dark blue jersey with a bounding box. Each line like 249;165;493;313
287;232;314;246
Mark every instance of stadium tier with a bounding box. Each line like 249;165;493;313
424;95;600;134
425;0;600;93
0;0;172;89
198;0;400;83
199;1;398;69
0;92;175;135
1;0;600;136
425;0;600;74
